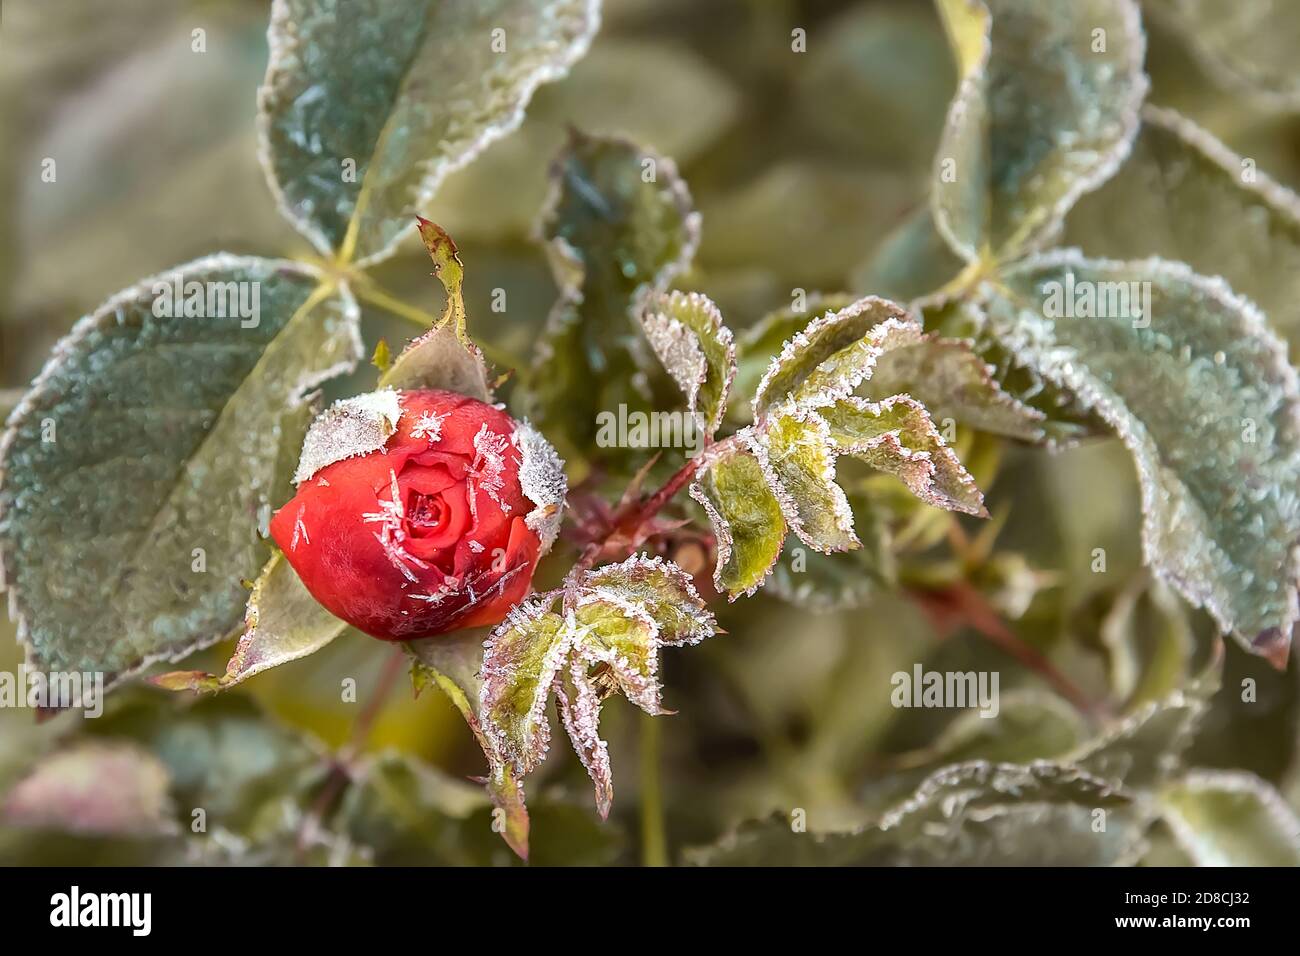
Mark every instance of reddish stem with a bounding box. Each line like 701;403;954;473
574;445;719;573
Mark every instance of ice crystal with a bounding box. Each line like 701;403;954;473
410;410;448;443
292;389;402;485
512;420;567;554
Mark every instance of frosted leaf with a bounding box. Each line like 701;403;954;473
258;0;600;264
734;294;857;410
2;741;176;837
640;290;737;436
292;389;402;485
572;593;663;715
1066;106;1300;359
864;336;1046;442
1149;0;1300;109
984;251;1300;658
641;312;706;416
479;596;570;774
852;204;968;304
476;557;716;820
688;761;1144;866
931;0;1147;262
379;219;495;400
405;629;531;859
554;657;613;819
1158;770;1300;867
1069;687;1212;792
752;297;920;419
152;551;345;694
689;441;786;599
819;395;987;516
747;407;858;555
529;131;701;451
580;552;716;646
0;257;361;686
512;420;567;555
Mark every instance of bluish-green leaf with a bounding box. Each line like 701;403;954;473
981;251;1300;658
1066;106;1300;358
932;0;1148;262
0;257;361;685
258;0;599;263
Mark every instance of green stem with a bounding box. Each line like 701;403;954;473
639;710;668;867
352;278;526;377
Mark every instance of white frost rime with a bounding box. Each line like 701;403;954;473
512;420;567;554
292;389;403;485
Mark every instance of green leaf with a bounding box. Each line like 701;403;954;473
817;396;987;516
571;594;662;715
478;557;717;819
478;598;571;775
258;0;599;264
431;37;740;242
689;443;787;599
982;251;1300;658
528;131;700;454
1069;688;1210;792
1158;769;1300;866
1148;0;1300;109
151;551;347;694
580;552;715;645
689;762;1143;866
0;258;361;686
733;294;857;416
1;741;176;837
379;219;492;401
897;690;1087;770
752;296;920;418
932;0;1148;262
748;410;857;554
640;291;736;437
863;336;1046;442
1065;106;1300;358
851;205;968;303
405;628;531;860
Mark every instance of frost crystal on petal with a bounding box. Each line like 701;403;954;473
410;410;448;442
512;420;568;554
292;389;403;485
362;468;430;582
468;423;514;520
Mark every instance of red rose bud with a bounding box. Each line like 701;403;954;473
270;388;566;641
